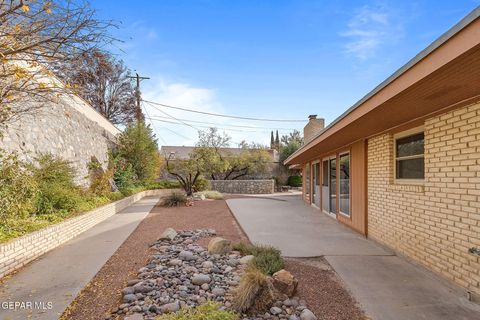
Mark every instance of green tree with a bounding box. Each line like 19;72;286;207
280;140;302;163
166;146;219;196
115;122;161;183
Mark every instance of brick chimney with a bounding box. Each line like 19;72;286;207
303;115;325;143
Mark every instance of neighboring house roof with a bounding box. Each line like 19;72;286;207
286;6;480;165
161;146;279;162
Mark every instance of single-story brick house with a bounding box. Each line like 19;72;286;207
285;7;480;298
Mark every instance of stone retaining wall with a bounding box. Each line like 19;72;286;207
1;94;121;186
209;179;274;194
0;189;168;279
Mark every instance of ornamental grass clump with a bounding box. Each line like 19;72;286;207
156;301;237;320
162;191;188;207
232;266;275;314
233;243;284;275
251;246;284;276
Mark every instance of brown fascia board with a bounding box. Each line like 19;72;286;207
285;5;480;165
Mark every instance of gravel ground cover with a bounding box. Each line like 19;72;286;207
112;229;317;320
62;198;364;320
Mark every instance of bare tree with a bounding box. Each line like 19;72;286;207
0;0;115;127
56;49;137;125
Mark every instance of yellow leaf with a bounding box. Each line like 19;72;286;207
21;4;30;12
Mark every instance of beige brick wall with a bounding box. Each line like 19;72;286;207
368;101;480;295
0;189;168;279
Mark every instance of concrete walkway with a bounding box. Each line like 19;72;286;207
227;195;480;320
0;196;160;320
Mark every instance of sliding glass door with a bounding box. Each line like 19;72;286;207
339;153;350;216
312;162;320;207
329;157;337;215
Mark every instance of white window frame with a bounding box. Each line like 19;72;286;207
393;126;425;185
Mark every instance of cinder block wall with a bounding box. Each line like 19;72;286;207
368;101;480;295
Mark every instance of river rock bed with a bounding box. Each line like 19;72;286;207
109;229;316;320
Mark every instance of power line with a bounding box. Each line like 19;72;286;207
144;100;200;131
142;102;167;145
146;114;298;130
148;117;291;133
142;99;306;122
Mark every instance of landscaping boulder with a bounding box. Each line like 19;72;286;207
159;228;177;241
125;314;143;320
160;301;180;313
240;255;254;265
272;269;298;297
300;309;317;320
192;274;212;285
207;237;232;255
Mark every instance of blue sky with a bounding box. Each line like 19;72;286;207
91;0;479;147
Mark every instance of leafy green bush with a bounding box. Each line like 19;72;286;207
0;151;39;223
32;154;82;215
193;175;210;192
287;175;302;187
142;180;180;190
111;154;137;192
162;191;187;207
114;122;161;183
156;301;237;320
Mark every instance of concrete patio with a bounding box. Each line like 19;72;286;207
227;194;480;320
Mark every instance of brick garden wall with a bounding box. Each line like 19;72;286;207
367;101;480;295
0;189;168;279
210;179;274;194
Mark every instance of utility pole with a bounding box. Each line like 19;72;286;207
127;73;150;122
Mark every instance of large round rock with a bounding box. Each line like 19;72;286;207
192;274;212;285
159;228;178;241
207;237;232;255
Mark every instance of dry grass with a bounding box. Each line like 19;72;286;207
232;267;273;313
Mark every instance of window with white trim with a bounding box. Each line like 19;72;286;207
394;130;424;180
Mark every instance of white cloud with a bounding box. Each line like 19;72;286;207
142;78;293;148
341;4;403;61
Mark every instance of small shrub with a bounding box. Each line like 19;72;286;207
112;155;137;192
193;175;210;192
162;191;187;207
0;151;39;222
232;243;284;275
202;190;223;200
88;156;116;196
36;184;83;215
156;300;237;320
232;267;274;314
32;154;84;215
287;175;302;187
233;242;257;256
252;248;284;275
